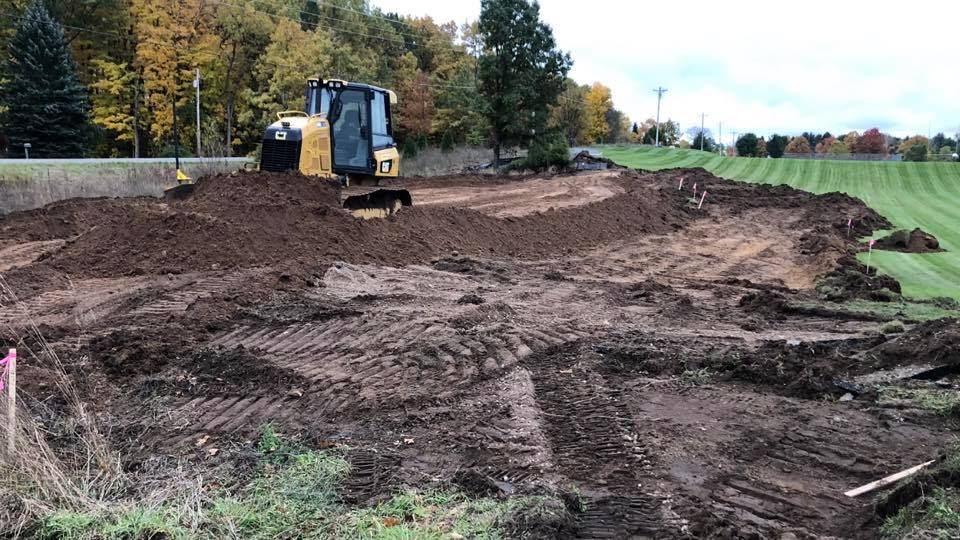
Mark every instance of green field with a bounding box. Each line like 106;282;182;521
601;146;960;299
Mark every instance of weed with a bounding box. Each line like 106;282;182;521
680;368;713;385
878;387;960;416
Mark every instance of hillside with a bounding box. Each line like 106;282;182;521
603;146;960;299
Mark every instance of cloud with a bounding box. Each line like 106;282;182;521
373;0;960;137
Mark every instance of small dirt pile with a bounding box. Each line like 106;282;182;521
816;256;902;301
873;228;942;253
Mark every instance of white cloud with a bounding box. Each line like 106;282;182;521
373;0;960;138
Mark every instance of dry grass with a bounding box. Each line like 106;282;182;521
0;160;247;214
0;277;127;536
402;146;494;177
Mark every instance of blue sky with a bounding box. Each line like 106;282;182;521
373;0;960;141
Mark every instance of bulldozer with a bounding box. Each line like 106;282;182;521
260;78;410;218
165;78;411;219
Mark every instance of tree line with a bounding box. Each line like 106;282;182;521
730;129;957;161
0;0;635;161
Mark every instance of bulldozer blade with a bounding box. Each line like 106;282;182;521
163;183;195;201
342;188;413;219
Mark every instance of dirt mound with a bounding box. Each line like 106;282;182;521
868;318;960;370
8;170;686;278
816;255;902;301
874;228;942;253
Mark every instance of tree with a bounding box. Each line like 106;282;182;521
784;136;812;154
478;0;572;160
756;137;768;158
400;70;435;140
899;135;929;156
827;138;850;155
642;119;679;145
905;143;928;162
931;132;946;153
691;133;715;153
735;133;759;157
88;59;140;157
842;131;860;153
631;122;639;134
815;136;835;154
584;82;612;143
854;127;887;155
0;1;93;157
766;134;788;158
549;79;587;145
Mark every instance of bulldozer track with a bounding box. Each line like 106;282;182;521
0;239;65;272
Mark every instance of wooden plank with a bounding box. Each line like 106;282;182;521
845;460;936;498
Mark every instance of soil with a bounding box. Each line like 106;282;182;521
873;228;943;253
1;166;950;539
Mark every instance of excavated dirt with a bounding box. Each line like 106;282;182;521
2;167;953;539
874;227;943;253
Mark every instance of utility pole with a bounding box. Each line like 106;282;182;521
652;87;667;146
718;121;723;155
194;68;202;157
699;113;707;151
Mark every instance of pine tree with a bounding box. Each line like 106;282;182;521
0;1;93;157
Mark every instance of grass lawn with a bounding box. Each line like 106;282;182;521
602;146;960;299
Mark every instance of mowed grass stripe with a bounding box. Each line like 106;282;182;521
603;146;960;299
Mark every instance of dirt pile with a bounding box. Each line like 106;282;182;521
874;228;942;253
868;318;960;370
816;256;902;301
3;170;687;278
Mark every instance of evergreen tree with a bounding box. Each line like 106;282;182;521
478;0;571;161
0;1;93;157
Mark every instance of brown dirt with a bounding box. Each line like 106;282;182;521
874;228;943;253
868;318;960;370
1;167;948;539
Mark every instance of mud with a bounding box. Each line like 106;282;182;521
0;167;947;539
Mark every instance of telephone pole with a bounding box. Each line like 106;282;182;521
652;87;667;146
194;68;202;157
718;121;723;155
699;113;707;151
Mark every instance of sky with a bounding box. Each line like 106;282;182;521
372;0;960;142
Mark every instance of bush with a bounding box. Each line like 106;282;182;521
416;134;428;151
520;132;569;170
441;130;455;153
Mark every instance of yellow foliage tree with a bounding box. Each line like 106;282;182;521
584;82;612;144
784;136;811;154
899;135;929;154
88;59;139;154
131;0;217;148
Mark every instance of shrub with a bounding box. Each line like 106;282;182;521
402;138;419;159
520;132;569;170
904;144;928;162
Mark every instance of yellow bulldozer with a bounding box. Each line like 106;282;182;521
167;78;411;219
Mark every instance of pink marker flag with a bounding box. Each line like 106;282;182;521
698;191;708;210
679;177;684;190
869;239;876;249
0;349;14;393
693;183;698;198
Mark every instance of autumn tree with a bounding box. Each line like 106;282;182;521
756;137;768;158
735;133;759;157
815;136;835;154
899;135;929;161
584;82;612;143
400;71;435;140
853;127;887;155
784;136;812;154
643;119;679;146
550;79;587;144
841;131;859;154
479;0;572;160
0;1;92;157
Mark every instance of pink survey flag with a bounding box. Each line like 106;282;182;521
0;349;14;393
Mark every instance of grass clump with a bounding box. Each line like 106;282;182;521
881;487;960;539
877;387;960;416
880;321;906;335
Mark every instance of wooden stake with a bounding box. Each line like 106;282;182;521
844;460;935;497
6;348;15;455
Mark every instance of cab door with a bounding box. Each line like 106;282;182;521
330;88;373;173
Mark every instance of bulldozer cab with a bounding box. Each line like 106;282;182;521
305;79;396;176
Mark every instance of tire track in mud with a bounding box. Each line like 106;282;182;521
0;239;65;272
526;346;664;538
129;272;251;316
0;276;153;328
159;317;588;448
